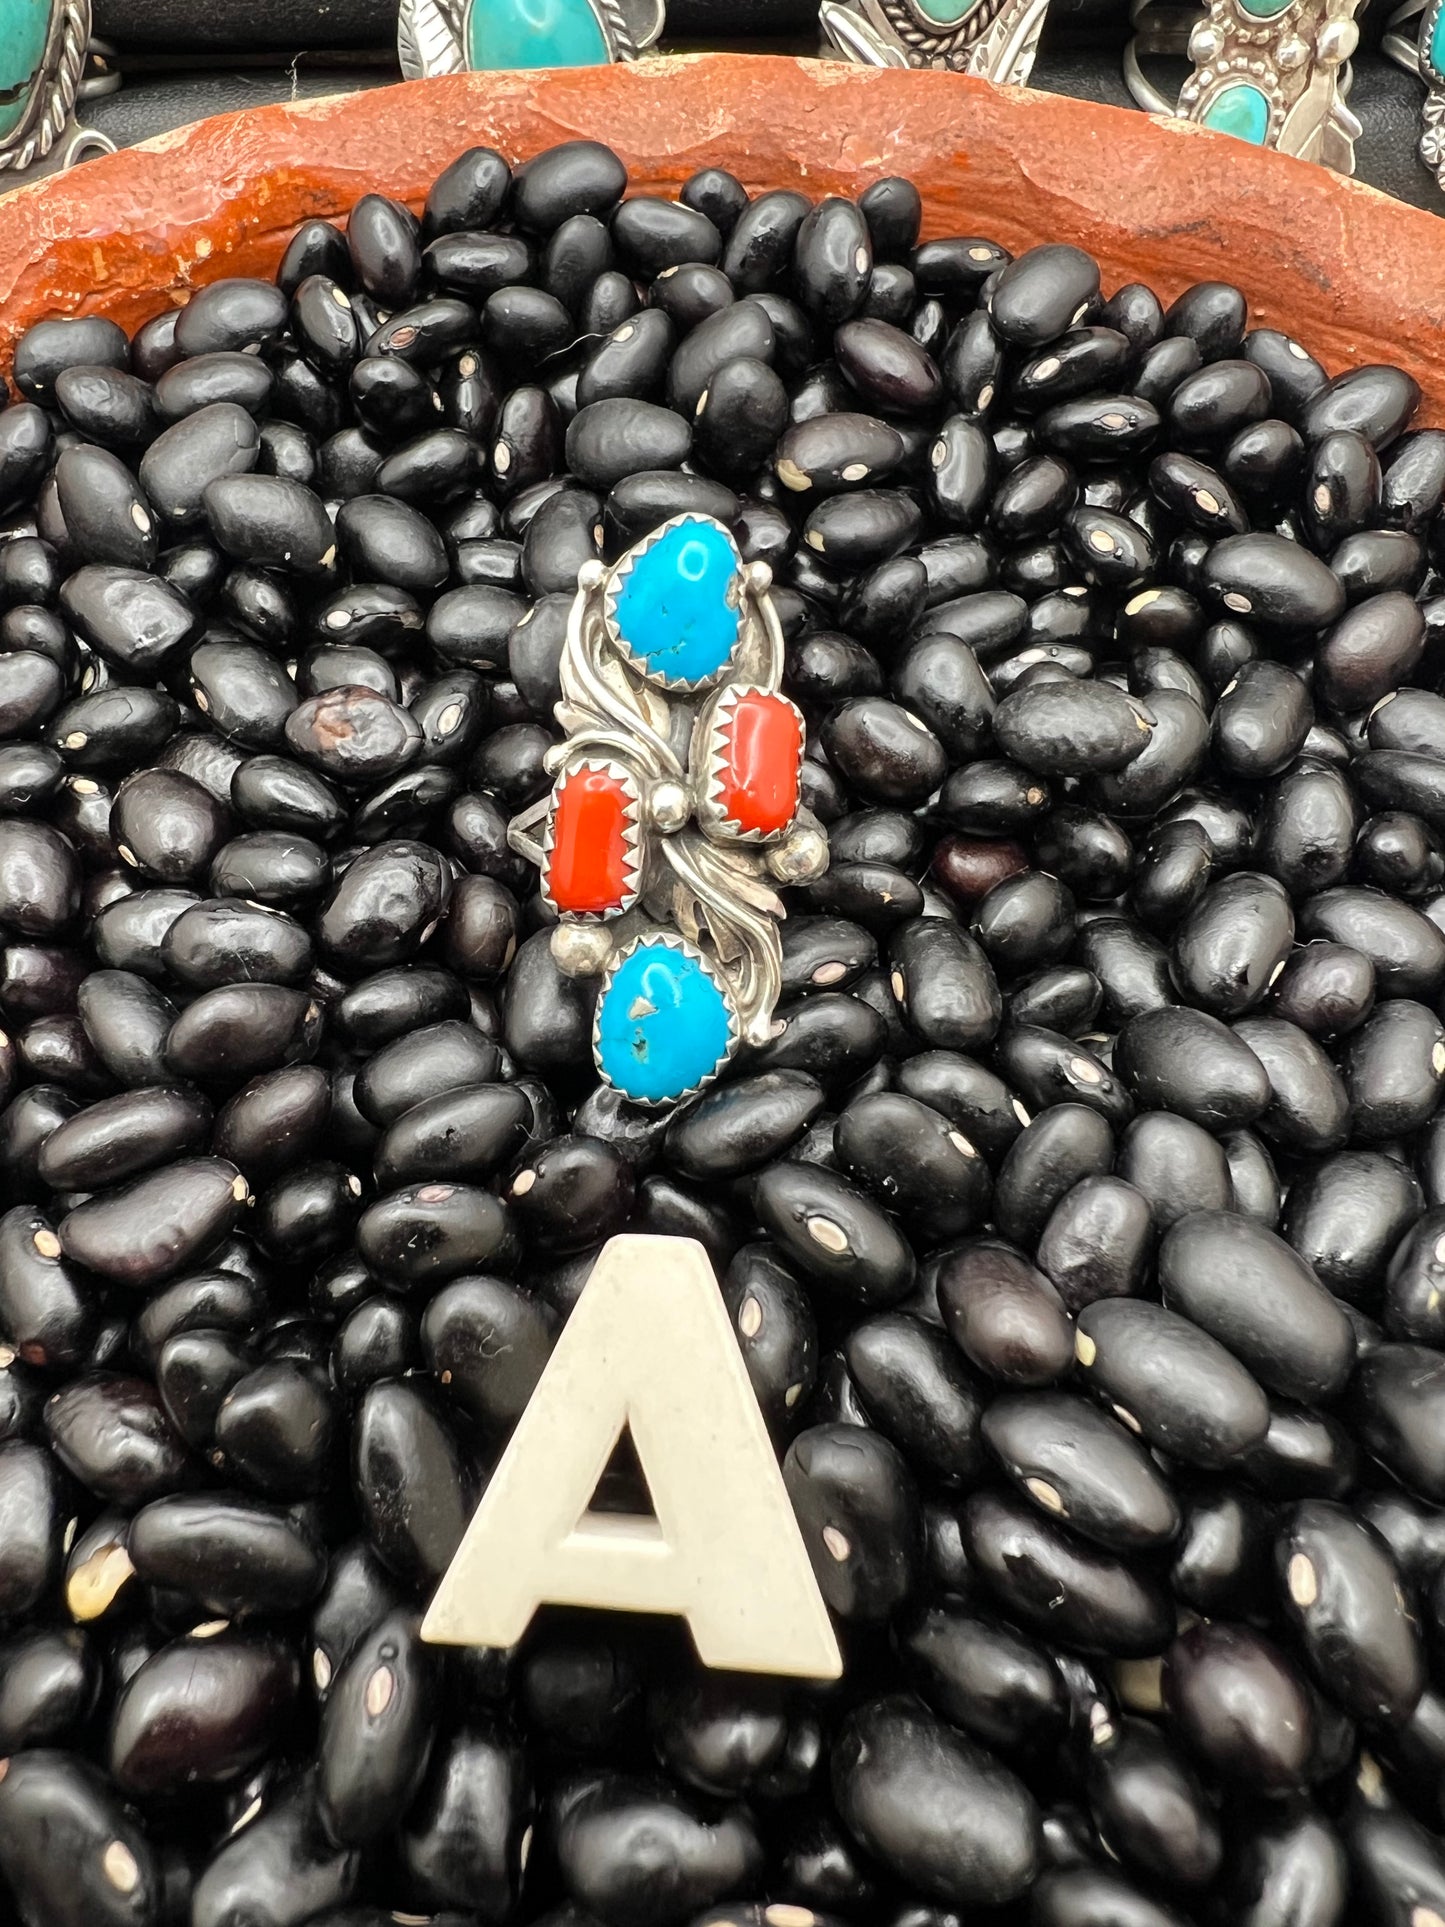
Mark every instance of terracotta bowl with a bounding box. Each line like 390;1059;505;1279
1;54;1444;418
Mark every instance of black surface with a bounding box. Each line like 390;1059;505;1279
92;0;822;49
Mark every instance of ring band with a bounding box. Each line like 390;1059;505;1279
1125;0;1363;174
819;0;1052;87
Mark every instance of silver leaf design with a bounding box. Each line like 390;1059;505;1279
397;0;467;80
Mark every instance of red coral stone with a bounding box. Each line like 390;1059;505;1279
544;765;632;915
716;690;803;839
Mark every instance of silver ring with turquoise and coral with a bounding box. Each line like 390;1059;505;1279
819;0;1051;84
397;0;664;75
508;513;828;1110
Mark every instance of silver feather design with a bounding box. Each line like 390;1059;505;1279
396;0;467;80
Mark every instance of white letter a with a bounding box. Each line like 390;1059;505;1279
421;1233;842;1680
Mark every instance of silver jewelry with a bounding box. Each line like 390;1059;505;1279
397;0;664;76
0;3;115;193
507;514;826;1109
1384;0;1445;192
1125;0;1362;174
819;0;1051;87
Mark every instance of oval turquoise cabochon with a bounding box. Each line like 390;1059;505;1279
0;0;53;144
1201;81;1270;144
595;941;735;1104
466;0;611;68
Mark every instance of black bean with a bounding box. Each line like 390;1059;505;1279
0;1187;93;1372
1031;1867;1192;1927
994;678;1152;777
110;1631;297;1794
0;1438;65;1617
1075;1297;1269;1468
419;1274;552;1435
832;1695;1039;1903
191;1771;361;1927
127;1490;324;1614
58;1156;249;1285
1275;1499;1423;1726
836;1089;989;1238
983;1390;1177;1550
1285;1149;1420;1304
203;473;337;579
963;1489;1174;1657
0;1627;98;1752
1085;1716;1221;1889
1158;1210;1354;1405
936;1240;1073;1386
1229;1013;1348;1154
752;1161;914;1306
350;1378;472;1588
1163;1621;1314;1787
0;1749;159;1927
783;1422;921;1620
993;1101;1113;1248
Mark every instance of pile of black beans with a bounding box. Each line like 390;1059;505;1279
5;134;1445;1927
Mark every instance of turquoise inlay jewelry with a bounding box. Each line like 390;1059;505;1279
466;0;610;65
0;0;53;143
605;517;743;693
909;0;988;22
0;0;114;189
1399;0;1445;191
1200;77;1272;138
397;0;664;76
594;936;738;1105
1126;0;1364;173
820;0;1051;80
507;513;829;1107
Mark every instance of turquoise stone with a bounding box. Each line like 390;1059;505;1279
1429;1;1445;80
595;940;735;1104
1201;82;1270;144
610;516;742;688
1237;0;1291;16
910;0;985;20
0;0;52;144
465;0;610;69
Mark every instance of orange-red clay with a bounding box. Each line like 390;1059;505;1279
0;56;1443;417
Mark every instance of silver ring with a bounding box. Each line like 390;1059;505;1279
0;4;116;195
1410;0;1445;190
77;36;122;101
1125;0;1363;174
506;516;826;1109
819;0;1052;87
397;0;665;75
1122;31;1178;113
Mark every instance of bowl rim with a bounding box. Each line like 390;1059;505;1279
0;53;1443;417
